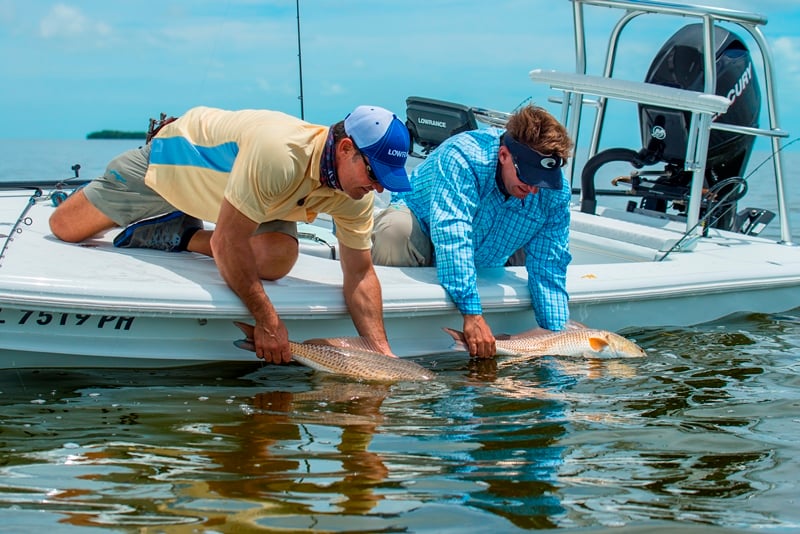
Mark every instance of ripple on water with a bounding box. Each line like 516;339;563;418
1;312;800;530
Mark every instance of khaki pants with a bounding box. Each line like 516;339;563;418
371;204;527;268
371;205;434;267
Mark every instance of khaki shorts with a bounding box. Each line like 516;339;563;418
371;204;433;267
254;220;298;240
83;144;173;226
372;204;526;268
83;144;297;239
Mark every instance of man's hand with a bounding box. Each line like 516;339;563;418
253;317;292;364
462;314;496;358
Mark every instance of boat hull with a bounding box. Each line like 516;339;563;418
2;187;800;368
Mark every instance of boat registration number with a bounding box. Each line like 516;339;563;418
0;309;135;330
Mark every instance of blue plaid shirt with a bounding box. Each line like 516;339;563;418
395;128;571;330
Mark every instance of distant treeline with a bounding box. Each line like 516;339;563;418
86;130;146;140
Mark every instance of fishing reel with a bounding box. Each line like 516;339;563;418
50;164;82;207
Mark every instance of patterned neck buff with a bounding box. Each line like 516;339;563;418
319;128;342;190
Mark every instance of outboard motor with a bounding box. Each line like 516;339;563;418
582;23;763;232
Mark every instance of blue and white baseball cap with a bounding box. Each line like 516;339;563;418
344;105;411;192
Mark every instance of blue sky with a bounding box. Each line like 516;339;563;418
1;0;798;151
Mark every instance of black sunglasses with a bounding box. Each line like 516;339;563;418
360;153;380;184
507;154;524;183
352;140;380;184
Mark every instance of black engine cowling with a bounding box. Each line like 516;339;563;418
582;23;761;231
640;23;760;183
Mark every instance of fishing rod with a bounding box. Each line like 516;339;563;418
296;0;304;120
657;136;800;261
0;164;86;192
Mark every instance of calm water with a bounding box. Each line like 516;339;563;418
1;140;800;532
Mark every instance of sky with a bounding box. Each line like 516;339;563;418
1;0;799;152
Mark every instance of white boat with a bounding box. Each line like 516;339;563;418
1;0;797;368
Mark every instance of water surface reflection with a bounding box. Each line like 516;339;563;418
1;311;799;531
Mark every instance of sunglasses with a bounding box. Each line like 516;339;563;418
508;155;524;183
352;139;380;184
360;153;380;184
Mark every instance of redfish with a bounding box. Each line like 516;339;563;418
443;326;647;361
233;322;435;381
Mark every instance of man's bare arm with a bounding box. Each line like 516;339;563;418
210;199;291;363
339;243;393;355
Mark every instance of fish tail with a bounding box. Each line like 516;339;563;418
442;327;468;351
234;338;256;351
233;321;256;352
233;321;254;337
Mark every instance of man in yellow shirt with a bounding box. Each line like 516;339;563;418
49;105;411;364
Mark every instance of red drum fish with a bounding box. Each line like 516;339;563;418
233;322;435;381
444;325;647;361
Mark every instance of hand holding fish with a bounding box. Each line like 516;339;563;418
233;322;435;381
444;322;646;361
463;314;496;358
253;317;292;364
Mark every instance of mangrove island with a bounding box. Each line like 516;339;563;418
86;130;146;140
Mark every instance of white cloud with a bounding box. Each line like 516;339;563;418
2;0;797;139
321;82;345;96
157;20;290;52
773;36;800;75
255;78;273;92
39;3;110;39
772;36;800;119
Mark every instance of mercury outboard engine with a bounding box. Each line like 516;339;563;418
582;23;763;232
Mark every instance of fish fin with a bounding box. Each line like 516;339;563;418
565;320;589;330
587;336;610;352
442;327;468;351
516;321;586;336
234;339;256;351
511;320;588;339
232;323;388;357
302;336;385;354
508;327;549;338
233;321;256;352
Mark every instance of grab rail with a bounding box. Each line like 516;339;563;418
543;0;793;243
530;69;729;231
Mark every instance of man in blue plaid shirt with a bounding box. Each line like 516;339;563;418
372;105;574;358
